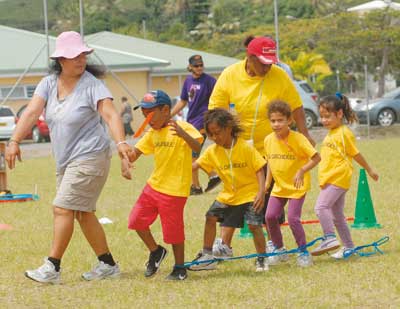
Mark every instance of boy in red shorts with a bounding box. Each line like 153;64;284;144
122;90;203;280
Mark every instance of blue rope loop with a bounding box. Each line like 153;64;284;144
0;194;39;201
342;236;390;259
180;236;324;268
180;236;390;268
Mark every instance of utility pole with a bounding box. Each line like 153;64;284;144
43;0;49;66
273;0;280;59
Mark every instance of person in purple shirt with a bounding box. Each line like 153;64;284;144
171;55;220;195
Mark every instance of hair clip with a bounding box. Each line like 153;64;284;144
335;92;343;100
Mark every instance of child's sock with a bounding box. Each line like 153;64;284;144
98;252;116;266
48;257;61;272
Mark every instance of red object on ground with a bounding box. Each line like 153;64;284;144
280;217;354;226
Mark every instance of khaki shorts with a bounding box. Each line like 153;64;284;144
54;150;111;212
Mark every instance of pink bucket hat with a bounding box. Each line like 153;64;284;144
50;31;93;59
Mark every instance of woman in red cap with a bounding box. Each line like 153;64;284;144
6;31;131;284
209;35;315;258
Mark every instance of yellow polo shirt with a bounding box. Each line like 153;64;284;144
264;131;317;198
209;60;302;155
318;125;359;189
135;121;203;197
197;138;266;205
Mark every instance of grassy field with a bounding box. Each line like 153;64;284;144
0;137;399;308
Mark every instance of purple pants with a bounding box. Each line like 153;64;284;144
265;195;306;249
315;184;354;248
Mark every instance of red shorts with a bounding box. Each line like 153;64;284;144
128;184;187;244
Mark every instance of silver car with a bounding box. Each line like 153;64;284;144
0;106;16;140
295;80;319;129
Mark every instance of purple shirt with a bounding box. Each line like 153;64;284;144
180;73;216;131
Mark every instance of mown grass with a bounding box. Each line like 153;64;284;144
0;138;399;308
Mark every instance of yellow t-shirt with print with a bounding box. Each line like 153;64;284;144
264;131;317;199
318;125;359;190
209;60;302;156
135;121;203;197
197;138;266;205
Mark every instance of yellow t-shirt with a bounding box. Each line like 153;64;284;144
135;121;203;197
209;60;302;155
264;131;317;198
197;138;266;205
318;125;359;190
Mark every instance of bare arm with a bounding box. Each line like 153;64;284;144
294;152;321;189
168;120;202;153
5;94;46;169
353;153;379;181
170;99;188;118
121;147;143;180
292;106;316;146
98;98;132;161
265;165;272;192
253;167;266;213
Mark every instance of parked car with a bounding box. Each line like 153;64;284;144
16;105;50;143
295;80;319;129
353;87;400;126
0;106;16;140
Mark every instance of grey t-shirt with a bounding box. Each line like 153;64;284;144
34;71;113;172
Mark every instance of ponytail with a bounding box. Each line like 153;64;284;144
340;94;358;124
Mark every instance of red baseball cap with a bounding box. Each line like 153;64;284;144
247;37;278;65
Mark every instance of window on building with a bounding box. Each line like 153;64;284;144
0;85;36;99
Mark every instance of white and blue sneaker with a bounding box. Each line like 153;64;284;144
188;250;217;271
311;236;340;256
25;258;61;284
212;238;233;259
297;251;313;267
82;261;120;281
268;247;289;265
331;247;355;260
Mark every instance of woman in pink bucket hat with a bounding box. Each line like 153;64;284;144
6;31;132;284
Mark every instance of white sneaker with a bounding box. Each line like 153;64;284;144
266;240;275;253
189;250;217;271
25;258;61;284
82;261;120;281
268;247;289;265
255;256;269;272
311;236;340;256
212;238;233;259
331;247;354;260
297;251;313;267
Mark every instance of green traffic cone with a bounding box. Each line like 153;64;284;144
351;168;381;229
238;221;253;238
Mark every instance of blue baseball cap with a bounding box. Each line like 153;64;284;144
136;90;171;110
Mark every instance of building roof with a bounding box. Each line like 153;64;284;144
0;25;169;76
85;31;238;75
347;0;400;13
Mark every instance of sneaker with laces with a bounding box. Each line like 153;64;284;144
188;250;217;271
166;266;187;281
255;256;269;272
311;236;340;256
190;186;203;195
212;238;233;259
297;251;313;267
25;258;61;284
266;240;275;253
82;261;120;281
268;247;289;265
145;246;168;277
331;247;354;260
204;176;221;193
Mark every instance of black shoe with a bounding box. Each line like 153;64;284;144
145;245;168;278
190;185;203;195
166;266;187;281
204;176;221;193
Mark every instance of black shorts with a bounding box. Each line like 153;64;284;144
206;200;249;228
